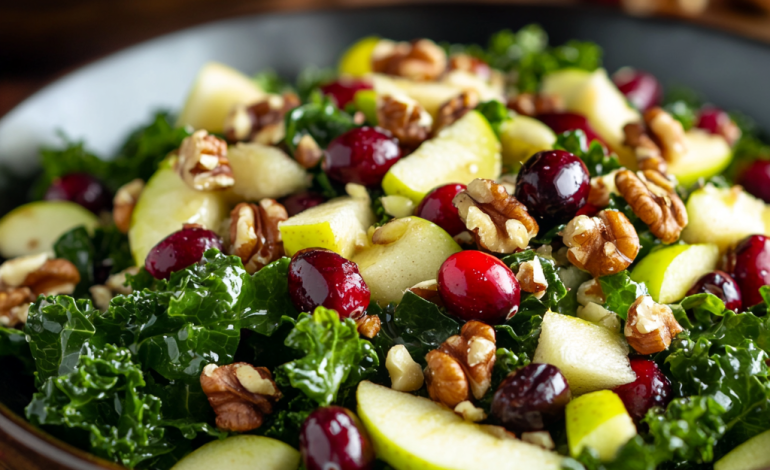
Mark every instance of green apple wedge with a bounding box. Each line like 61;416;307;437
351;217;461;305
382;110;501;204
357;381;563;470
176;62;266;133
533;311;635;395
279;196;375;259
171;435;300;470
129;160;230;266
668;129;732;186
228;142;310;201
0;201;100;258
499;115;556;166
714;428;770;470
566;390;637;461
338;36;380;77
630;243;719;304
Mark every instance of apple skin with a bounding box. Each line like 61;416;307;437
566;390;637;461
630;243;719;304
171;435;300;470
228;142;310;201
668;130;732;187
499;115;556;167
338;36;380;77
714;428;770;470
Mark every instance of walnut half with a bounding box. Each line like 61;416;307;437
372;38;447;81
229;199;288;274
562;210;640;278
615;169;687;244
376;95;432;150
625;295;683;355
176;130;235;191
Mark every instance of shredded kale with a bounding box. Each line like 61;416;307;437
284;93;358;161
475;100;511;136
554;130;621;178
598;271;649;320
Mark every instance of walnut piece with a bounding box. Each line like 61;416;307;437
516;257;548;299
372;38;447;81
587;170;619;208
356;314;381;339
294;134;324;169
424;350;470;408
113;179;144;234
376;95;432;149
562;210;640;277
407;279;444;307
521;431;556;450
644;107;687;164
200;362;281;432
448;54;491;81
385;344;424;392
576;278;605;306
0;287;34;327
223;93;300;145
0;254;80;296
434;91;479;132
453;179;539;254
615;169;688;244
507;93;564;117
625;295;683;355
454;401;487;422
176;130;235;191
229;200;288;274
89;267;140;311
623;122;667;174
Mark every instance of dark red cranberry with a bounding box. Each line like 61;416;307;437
612;68;663;112
726;235;770;307
320;79;373;109
437;251;520;324
514;150;590;227
613;358;672;423
44;173;112;214
696;106;741;145
145;226;223;279
288;248;370;319
280;192;326;217
415;184;467;236
575;202;600;218
686;270;743;312
323;127;401;186
300;406;374;470
739;160;770;203
536;112;605;146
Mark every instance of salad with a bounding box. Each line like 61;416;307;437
1;24;770;470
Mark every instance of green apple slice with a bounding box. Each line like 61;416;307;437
540;68;593;107
714;428;770;470
382;110;501;204
351;217;461;305
176;62;265;133
338;36;380;77
566;390;637;461
0;201;100;258
129;161;229;265
278;196;375;259
499;115;556;166
630;243;719;304
357;381;563;470
668;130;732;186
533;311;635;395
228;142;310;201
171;435;300;470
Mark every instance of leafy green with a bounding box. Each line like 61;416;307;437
295;66;337;102
475;100;510;135
260;394;316;448
241;257;299;335
33;139;111;198
554;130;620;177
662;86;702;131
0;326;33;371
502;250;568;311
598;271;648;320
284;93;358;158
253;69;293;94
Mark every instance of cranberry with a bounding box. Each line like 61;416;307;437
323;127;401;186
739;160;770;203
575;202;600;218
613;358;672;423
288;248;370;319
612;68;663;112
726;235;770;307
415;184;467;236
514;150;590;227
536;112;605;146
44;173;112;214
696;106;741;145
686;270;742;312
437;251;520;324
491;363;571;433
280;192;326;217
320;79;373;109
145;226;223;279
300;406;374;470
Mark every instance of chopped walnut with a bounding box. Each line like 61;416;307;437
454;401;487;422
176;130;235;191
623;122;667;174
644;107;688;164
615;169;688;244
587;170;619;208
521;431;555;450
434;91;480;132
453;179;539;254
407;279;444;307
0;287;34;327
113;179;144;234
507;93;564;117
516;257;548;299
376;95;432;149
448;54;492;81
228;200;287;274
372;38;447;81
625;295;683;355
576;278;605;306
200;362;281;432
562;210;640;277
294;134;324;169
223;93;300;145
424;350;470;408
356;315;381;339
386;344;424;392
0;254;80;296
89;267;140;311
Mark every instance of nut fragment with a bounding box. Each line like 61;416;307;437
424;350;470;408
516;257;548;299
623;122;667;173
507;93;564;117
0;287;34;327
562;210;640;278
229;200;288;274
406;279;444;307
372;38;447;81
294;134;324;169
576;278;605;306
454;400;487;422
644;107;687;164
356;314;381;339
434;91;479;132
376;95;432;149
90;267;140;311
176;130;235;191
587;170;619;209
200;362;281;432
625;295;683;355
0;254;80;297
385;345;424;392
113;179;144;234
223;93;300;145
521;431;555;450
615;169;688;244
448;54;491;80
0;253;48;287
453;179;539;254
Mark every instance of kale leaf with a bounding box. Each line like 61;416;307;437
0;326;34;372
284;94;357;156
598;271;649;320
554;130;620;178
475;100;510;136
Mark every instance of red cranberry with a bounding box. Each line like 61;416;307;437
686;270;742;312
320;79;373;109
415;184;467;236
437;251;520;324
491;363;571;433
613;358;672;423
514;150;590;227
739;160;770;203
726;235;770;307
280;192;326;217
575;202;601;218
44;173;112;214
612;68;663;112
323;127;401;186
300;406;374;470
145;226;223;279
536;112;606;146
288;248;370;319
696;106;741;145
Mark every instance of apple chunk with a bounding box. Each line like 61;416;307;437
499;115;556;166
357;381;563;470
228;142;310;201
171;435;299;470
668;130;732;187
630;243;719;304
714;428;770;470
533;311;635;395
351;217;461;305
566;390;637;461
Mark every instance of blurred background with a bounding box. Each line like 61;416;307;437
2;0;770;117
